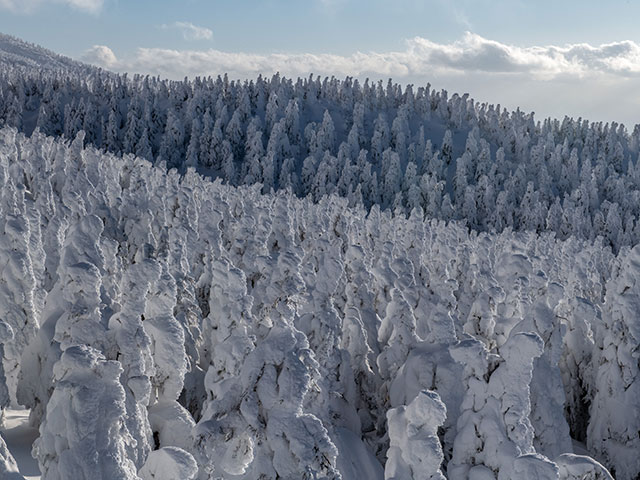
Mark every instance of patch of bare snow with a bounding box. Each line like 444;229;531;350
3;409;40;479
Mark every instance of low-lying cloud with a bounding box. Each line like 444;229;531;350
80;33;640;80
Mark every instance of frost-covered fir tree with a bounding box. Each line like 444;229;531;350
385;390;447;480
34;345;139;480
448;333;558;480
588;245;640;480
0;187;37;405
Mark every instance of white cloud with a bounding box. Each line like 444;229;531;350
79;33;640;125
80;45;117;67
65;0;101;12
160;22;213;41
81;33;640;81
0;0;102;13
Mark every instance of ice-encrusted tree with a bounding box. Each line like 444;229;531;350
0;432;26;479
166;225;205;420
0;320;13;414
107;256;158;468
448;333;558;480
385;390;447;480
556;297;599;443
144;263;188;405
19;214;144;480
193;255;256;477
382;245;462;467
508;271;573;459
588;244;640;480
0;206;37;406
297;214;361;440
17;214;107;423
34;345;139;480
341;243;380;438
0;138;39;405
377;288;418;383
52;214;109;351
374;285;422;459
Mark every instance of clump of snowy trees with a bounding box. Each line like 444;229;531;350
0;126;635;479
2;36;640;253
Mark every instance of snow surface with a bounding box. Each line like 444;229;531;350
2;409;39;480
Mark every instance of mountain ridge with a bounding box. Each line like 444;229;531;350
0;32;99;73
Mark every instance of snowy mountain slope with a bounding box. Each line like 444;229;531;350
0;127;632;479
0;33;94;74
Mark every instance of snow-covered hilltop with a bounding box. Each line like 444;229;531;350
0;34;636;479
0;33;96;74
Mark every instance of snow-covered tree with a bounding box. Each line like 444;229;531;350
385;390;447;480
34;345;139;480
588;245;640;480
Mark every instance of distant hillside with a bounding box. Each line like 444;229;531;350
0;33;95;73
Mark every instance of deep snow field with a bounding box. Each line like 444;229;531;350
0;33;638;480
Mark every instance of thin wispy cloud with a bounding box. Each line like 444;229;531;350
318;0;345;11
160;22;213;41
436;0;473;29
81;33;640;80
0;0;103;13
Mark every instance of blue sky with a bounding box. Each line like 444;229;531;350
2;0;640;125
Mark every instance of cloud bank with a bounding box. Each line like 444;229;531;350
81;33;640;81
160;22;213;41
0;0;102;13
